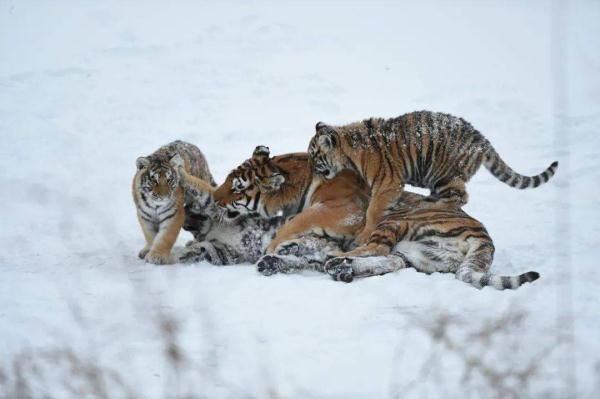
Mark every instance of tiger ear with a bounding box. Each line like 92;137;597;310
252;145;270;162
169;154;184;170
255;172;285;193
317;134;333;150
315;121;328;131
136;157;150;170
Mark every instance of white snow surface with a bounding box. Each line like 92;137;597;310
1;1;599;398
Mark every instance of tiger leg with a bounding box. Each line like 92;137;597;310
259;237;343;275
137;214;157;259
341;217;409;257
257;254;314;276
430;178;468;206
179;240;240;265
179;169;215;194
325;252;409;283
145;205;185;265
356;186;401;244
265;205;352;254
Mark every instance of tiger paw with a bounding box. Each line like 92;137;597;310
256;255;282;276
138;247;151;259
144;251;174;265
325;257;355;283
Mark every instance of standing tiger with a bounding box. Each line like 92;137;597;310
308;110;559;243
324;190;540;290
132;140;215;265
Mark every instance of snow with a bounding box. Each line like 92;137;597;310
1;0;599;397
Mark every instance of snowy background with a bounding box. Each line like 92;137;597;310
1;0;599;397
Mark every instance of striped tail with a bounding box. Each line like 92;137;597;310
455;266;540;290
484;147;558;189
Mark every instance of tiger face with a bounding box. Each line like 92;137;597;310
308;122;346;180
213;145;285;221
136;154;183;205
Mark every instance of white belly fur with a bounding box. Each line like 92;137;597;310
393;238;469;274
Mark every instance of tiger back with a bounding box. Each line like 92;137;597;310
308;110;558;244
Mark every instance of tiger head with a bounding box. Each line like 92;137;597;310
213;145;287;222
135;154;183;204
308;122;347;180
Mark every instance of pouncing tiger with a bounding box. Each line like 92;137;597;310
308;110;559;244
211;145;370;274
132;140;215;265
324;190;540;290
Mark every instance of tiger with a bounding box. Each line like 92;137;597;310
211;145;370;274
308;110;559;244
323;190;540;290
176;161;348;267
132;140;215;265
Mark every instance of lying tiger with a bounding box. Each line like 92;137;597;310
211;145;370;272
309;110;559;244
215;146;540;290
324;191;540;290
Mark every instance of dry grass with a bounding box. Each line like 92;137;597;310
391;307;567;399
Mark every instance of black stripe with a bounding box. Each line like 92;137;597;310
213;245;228;265
138;207;154;220
253;190;261;211
479;274;490;287
159;210;177;224
541;171;549;182
532;175;541;187
411;226;485;241
501;276;513;289
519;177;530;189
140;214;154;223
296;182;310;214
140;192;152;209
393;251;415;269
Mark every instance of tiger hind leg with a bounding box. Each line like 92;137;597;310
258;237;343;275
325;252;409;283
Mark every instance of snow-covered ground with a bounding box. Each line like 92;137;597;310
1;1;599;397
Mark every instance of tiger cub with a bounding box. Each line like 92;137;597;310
132;140;215;265
308;111;559;243
324;191;540;290
212;145;370;274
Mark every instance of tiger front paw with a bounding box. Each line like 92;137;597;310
325;257;355;283
256;255;282;276
144;251;174;265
